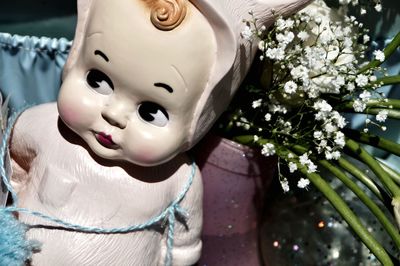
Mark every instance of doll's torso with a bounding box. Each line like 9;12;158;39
10;103;202;266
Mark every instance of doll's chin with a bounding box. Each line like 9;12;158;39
87;142;173;167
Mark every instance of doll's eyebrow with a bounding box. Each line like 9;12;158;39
94;50;109;62
154;83;174;93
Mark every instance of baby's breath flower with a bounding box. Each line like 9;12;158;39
297;31;310;41
347;82;355;92
324;123;338;134
353;100;366;112
314;131;324;140
360;90;372;101
265;47;285;60
269;104;287;114
284;81;298;94
325;151;334;160
258;41;266;51
261;143;276;156
374;4;382;12
363;34;370;44
241;25;253;40
334;131;346;148
276;32;295;46
313;100;333;112
355;74;369;87
373;50;385;62
290;66;309;80
332;151;341;160
289;162;298;173
299;153;309;165
297;178;310;189
307;161;318;173
265;113;272;121
332;111;347;128
252;99;262;108
376;110;389;122
275;18;288;31
280;178;290;192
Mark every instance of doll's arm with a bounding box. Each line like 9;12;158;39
163;165;203;266
9;109;38;193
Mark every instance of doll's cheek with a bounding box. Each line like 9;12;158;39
58;105;78;126
58;100;90;128
124;139;183;166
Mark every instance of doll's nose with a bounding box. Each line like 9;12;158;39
101;106;128;129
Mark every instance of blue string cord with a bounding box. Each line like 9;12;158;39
0;108;196;266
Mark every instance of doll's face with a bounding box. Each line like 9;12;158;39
57;0;216;166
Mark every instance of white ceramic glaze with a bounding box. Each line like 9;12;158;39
65;0;312;150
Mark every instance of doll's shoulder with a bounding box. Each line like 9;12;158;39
169;153;203;202
14;102;58;128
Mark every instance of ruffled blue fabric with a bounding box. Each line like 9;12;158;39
0;32;71;110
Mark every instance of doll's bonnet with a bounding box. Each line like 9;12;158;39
63;0;310;150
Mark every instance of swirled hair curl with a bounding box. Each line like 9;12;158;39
143;0;187;31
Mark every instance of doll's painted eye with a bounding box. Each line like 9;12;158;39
86;69;114;95
137;102;169;127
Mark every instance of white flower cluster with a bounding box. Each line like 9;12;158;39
254;0;384;104
313;100;346;160
261;143;276;156
338;0;382;15
234;0;387;193
299;153;318;173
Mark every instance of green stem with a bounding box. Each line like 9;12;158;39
234;135;258;145
338;99;400;110
378;160;400;186
364;108;400;119
276;145;394;265
344;128;400;157
374;75;400;87
337;157;384;201
359;31;400;73
340;108;400;119
320;160;400;249
345;139;400;198
291;144;386;202
234;137;397;264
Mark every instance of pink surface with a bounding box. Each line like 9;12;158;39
194;134;276;266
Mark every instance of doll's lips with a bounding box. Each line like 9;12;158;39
95;132;118;149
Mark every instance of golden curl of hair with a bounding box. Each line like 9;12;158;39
143;0;187;31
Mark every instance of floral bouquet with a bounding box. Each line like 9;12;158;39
220;0;400;264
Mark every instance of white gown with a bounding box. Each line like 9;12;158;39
10;103;203;266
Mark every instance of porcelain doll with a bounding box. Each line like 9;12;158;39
7;0;310;265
